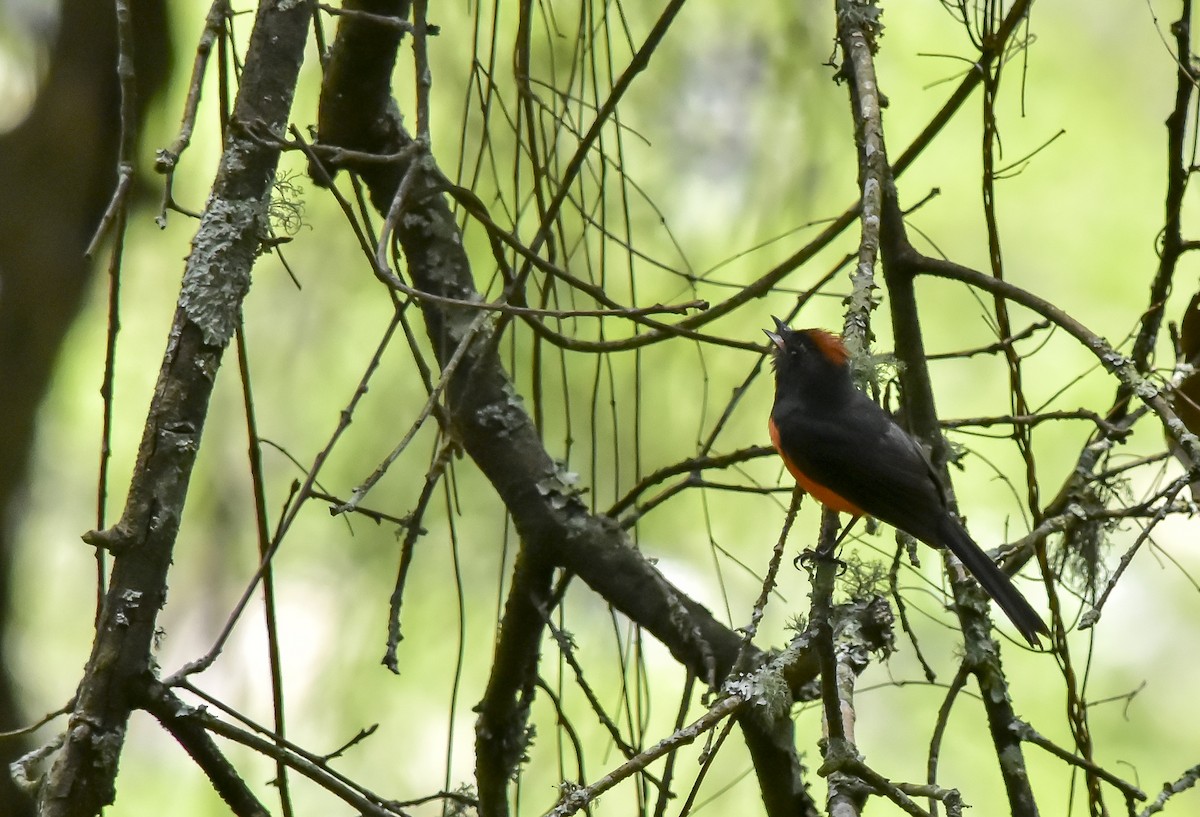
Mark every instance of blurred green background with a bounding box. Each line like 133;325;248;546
3;1;1199;814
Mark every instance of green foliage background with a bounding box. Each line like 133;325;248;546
6;1;1200;814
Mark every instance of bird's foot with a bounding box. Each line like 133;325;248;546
794;548;847;574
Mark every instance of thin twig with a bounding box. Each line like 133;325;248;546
1012;719;1145;802
543;692;744;817
735;488;803;668
155;0;227;225
317;2;413;31
84;0;138;257
1138;762;1200;816
334;309;490;515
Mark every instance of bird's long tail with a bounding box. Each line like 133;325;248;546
935;517;1049;647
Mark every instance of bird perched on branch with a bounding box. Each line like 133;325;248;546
765;318;1048;646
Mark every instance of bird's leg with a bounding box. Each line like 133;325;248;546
831;514;861;550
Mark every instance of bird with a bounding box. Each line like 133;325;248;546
1168;291;1200;502
765;317;1048;646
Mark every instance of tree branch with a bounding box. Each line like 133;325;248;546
36;2;313;814
306;5;882;813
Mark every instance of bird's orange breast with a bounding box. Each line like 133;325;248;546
769;416;867;516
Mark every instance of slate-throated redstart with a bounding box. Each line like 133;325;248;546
765;318;1048;646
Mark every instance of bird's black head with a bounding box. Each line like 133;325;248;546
765;317;851;393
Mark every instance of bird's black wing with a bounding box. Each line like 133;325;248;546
774;393;1048;644
772;391;949;544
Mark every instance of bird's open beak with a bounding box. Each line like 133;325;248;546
764;316;787;351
